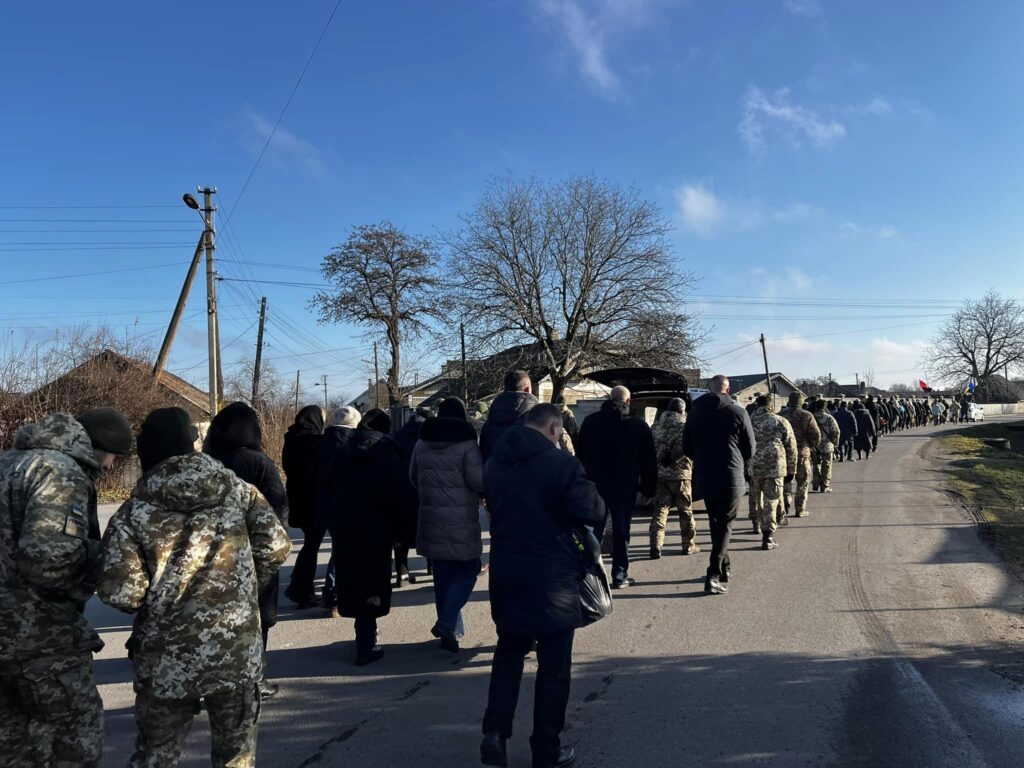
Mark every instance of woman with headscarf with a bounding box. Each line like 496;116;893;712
409;397;484;653
324;408;403;666
204;402;288;698
282;405;326;609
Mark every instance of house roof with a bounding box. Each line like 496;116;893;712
721;372;792;394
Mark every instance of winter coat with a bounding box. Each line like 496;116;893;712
315;425;356;528
410;417;484;561
98;452;290;699
480;391;538;461
853;406;876;451
780;406;822;458
835;408;858;441
204;403;288;630
577;399;658;509
325;427;403;620
683;393;756;501
484;426;605;635
281;406;324;530
749;407;797;479
652;410;692;481
392;415;425;548
813;410;841;452
866;399;881;430
0;413;103;661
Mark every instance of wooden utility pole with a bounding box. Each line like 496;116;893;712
759;333;772;408
460;321;468;403
373;341;380;408
201;186;220;417
251;297;267;404
320;374;328;410
294;370;300;413
153;233;205;381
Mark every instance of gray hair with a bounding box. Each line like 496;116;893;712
709;375;729;394
330;405;361;427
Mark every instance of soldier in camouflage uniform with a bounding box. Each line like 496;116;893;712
98;407;291;768
779;392;822;519
748;396;797;550
649;399;698;558
811;400;841;493
0;408;132;767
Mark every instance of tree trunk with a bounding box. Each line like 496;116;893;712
549;372;567;405
386;326;401;406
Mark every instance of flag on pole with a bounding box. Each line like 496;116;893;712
967;380;976;394
919;379;930;392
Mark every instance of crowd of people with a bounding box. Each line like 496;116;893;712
0;370;971;767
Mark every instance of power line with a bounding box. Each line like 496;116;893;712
0;218;193;223
0;204;181;209
0;245;195;252
0;261;187;286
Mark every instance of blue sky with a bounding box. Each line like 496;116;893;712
2;0;1022;400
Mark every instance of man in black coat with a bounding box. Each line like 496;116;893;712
576;386;657;589
480;404;605;768
480;370;539;462
282;405;325;609
682;376;756;595
392;408;428;587
865;395;881;453
834;402;858;462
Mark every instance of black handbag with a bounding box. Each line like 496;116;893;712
564;525;613;627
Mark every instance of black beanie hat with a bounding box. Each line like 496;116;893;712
77;407;133;456
360;408;392;434
137;407;199;472
438;397;468;421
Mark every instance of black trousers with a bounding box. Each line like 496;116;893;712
482;628;575;762
290;525;326;599
354;617;378;657
394;544;410;576
592;501;633;578
704;494;739;579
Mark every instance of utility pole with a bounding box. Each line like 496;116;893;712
759;333;772;408
855;372;860;393
200;186;220;417
153;235;205;380
251;297;267;404
294;370;300;413
373;341;380;408
316;374;328;410
460;322;468;403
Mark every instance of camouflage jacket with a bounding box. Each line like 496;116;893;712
749;407;797;478
0;413;103;662
780;406;822;458
653;411;692;481
98;452;291;699
813;410;841;451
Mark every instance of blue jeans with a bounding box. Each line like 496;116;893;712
431;558;480;639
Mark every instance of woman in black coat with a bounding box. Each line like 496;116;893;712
282;405;325;609
852;402;877;461
324;408;403;666
204;401;289;697
392;410;427;586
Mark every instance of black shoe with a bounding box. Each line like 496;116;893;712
649;548;661;560
705;577;728;595
480;732;508;767
720;565;731;584
407;572;418;584
284;586;319;609
440;631;461;654
355;649;384;667
533;746;576;768
257;678;279;698
762;536;779;551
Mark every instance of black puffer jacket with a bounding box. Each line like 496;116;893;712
480;391;538;461
485;426;605;635
683;393;756;502
281;406;324;530
576;399;657;509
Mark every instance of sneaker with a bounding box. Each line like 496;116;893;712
823;487;833;493
257;678;279;698
704;577;728;595
684;543;702;555
762;536;779;551
611;575;635;589
480;732;508;767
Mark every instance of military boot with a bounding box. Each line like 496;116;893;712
762;533;779;551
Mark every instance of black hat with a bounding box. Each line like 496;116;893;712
77;407;133;456
137;407;199;472
360;408;392;434
438;397;468;421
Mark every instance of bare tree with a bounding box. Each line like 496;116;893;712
923;290;1024;403
311;223;447;405
861;367;876;390
446;175;705;402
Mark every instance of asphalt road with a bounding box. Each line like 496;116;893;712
89;418;1024;767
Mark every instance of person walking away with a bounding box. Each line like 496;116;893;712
835;402;858;462
204;402;288;699
410;397;484;653
852;402;877;459
480;404;605;768
316;405;362;617
683;376;756;595
649;398;698;558
779;392;821;519
393;408;428;587
865;395;881;453
325;409;403;666
576;385;657;589
480;370;538;461
283;405;325;609
0;408;132;767
748;396;797;550
99;408;290;767
811;400;840;493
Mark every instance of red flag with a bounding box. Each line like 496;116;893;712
918;379;929;391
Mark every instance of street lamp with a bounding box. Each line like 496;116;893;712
182;193;201;211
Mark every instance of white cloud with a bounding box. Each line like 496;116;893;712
839;221;899;240
878;225;898;240
849;96;893;116
242;106;324;177
676;183;726;237
785;0;821;18
774;335;830;354
739;86;847;153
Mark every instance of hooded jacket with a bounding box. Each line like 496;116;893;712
652;410;692;482
480;390;538;461
98;452;290;699
0;413;102;661
749;407;797;479
835;406;858;441
281;406;324;530
780;405;822;458
484;426;605;635
683;393;756;501
410;415;484;561
853;405;877;450
577;399;658;508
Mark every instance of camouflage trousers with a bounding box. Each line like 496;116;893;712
812;445;833;491
784;456;812;516
751;475;784;535
649;478;697;553
129;682;260;768
0;652;103;767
